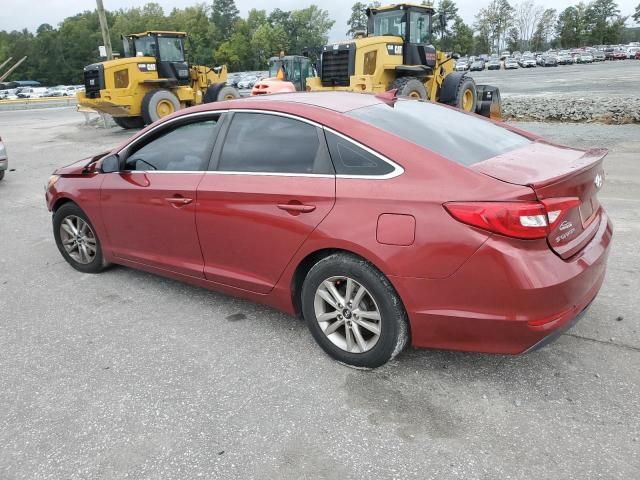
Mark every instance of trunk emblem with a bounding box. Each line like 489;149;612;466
594;173;603;189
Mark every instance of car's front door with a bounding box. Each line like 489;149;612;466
196;111;336;293
100;115;222;277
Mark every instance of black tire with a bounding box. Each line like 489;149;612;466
452;76;477;113
141;89;181;125
0;170;4;181
389;77;427;100
203;84;241;103
301;253;409;369
53;202;107;274
112;116;145;129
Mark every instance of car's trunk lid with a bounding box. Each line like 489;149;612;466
472;141;607;259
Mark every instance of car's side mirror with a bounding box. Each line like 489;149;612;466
100;154;120;173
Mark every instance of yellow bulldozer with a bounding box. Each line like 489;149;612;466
77;31;239;129
306;3;500;118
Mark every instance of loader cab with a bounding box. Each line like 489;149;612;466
367;4;437;70
268;55;316;91
123;31;190;86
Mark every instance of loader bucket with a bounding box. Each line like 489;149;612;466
475;85;501;120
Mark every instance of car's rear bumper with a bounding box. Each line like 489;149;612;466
390;211;613;355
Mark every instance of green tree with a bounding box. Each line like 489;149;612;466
634;3;640;23
347;2;368;37
585;0;625;45
288;6;335;60
531;8;557;51
168;4;216;66
450;17;474;54
210;0;239;42
556;4;587;48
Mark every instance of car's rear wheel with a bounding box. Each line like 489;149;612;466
0;170;4;181
301;253;409;368
53;203;107;274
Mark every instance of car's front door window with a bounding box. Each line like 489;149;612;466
125;118;220;171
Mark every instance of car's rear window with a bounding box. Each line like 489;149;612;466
347;99;530;166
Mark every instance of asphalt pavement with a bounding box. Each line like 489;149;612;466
0;107;638;479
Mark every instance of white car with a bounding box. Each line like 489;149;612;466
237;76;258;89
627;47;640;59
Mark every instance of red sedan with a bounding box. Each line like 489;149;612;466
46;92;612;368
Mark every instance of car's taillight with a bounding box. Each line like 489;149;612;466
444;198;580;240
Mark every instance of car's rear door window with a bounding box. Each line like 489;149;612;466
124;117;220;171
347;99;531;166
217;112;331;174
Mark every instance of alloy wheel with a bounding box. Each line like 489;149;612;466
59;215;97;264
314;276;382;354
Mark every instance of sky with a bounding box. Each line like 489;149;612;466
0;0;638;42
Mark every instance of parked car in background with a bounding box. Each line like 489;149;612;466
15;87;48;98
504;57;519;69
612;49;627;60
557;52;574;65
469;59;485;71
237;75;258;89
540;54;558;67
226;73;242;87
0;135;7;181
487;56;501;70
45;86;71;97
500;50;510;60
518;55;536;68
44;91;613;368
577;53;593;64
455;58;469;71
636;50;640;60
592;50;606;61
627;47;640;59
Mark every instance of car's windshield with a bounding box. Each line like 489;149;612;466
347;99;531;166
372;10;405;37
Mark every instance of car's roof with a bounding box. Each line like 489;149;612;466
227;91;386;113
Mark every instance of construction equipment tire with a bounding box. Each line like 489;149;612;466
453;77;477;113
141;89;180;125
389;77;427;100
112;116;145;129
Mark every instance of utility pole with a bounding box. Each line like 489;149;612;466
96;0;113;60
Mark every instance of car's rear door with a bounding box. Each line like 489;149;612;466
100;114;222;277
196;111;336;294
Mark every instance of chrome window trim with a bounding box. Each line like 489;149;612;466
115;108;404;180
115;110;228;156
323;127;405;180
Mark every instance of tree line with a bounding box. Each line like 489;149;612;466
346;0;639;54
0;0;639;85
0;0;334;85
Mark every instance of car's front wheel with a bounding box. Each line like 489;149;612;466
53;202;107;274
301;253;409;369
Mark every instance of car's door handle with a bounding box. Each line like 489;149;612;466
165;196;193;207
277;203;316;214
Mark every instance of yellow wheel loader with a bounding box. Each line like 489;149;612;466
77;31;240;128
306;3;501;118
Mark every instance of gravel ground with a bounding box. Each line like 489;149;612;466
471;61;640;123
0;108;639;479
